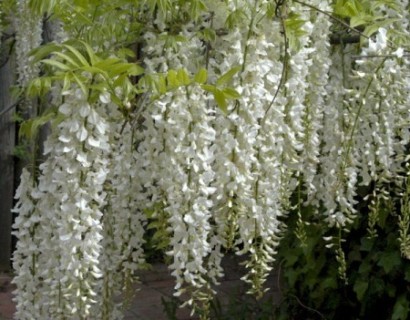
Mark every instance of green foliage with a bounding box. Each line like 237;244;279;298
29;40;142;105
284;12;307;51
399;174;410;259
143;201;171;263
333;0;402;38
19;107;57;140
275;190;410;320
161;290;277;320
161;296;179;320
28;0;59;15
225;9;249;30
202;66;241;113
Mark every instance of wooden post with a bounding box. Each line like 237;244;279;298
0;45;16;272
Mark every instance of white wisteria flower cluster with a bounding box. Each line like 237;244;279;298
10;0;410;318
137;22;219;308
13;88;113;319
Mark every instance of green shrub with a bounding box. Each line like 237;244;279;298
276;193;410;320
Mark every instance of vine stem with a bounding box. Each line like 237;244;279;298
337;58;388;188
260;11;289;126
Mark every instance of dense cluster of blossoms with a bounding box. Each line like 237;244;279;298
137;22;219;308
98;121;146;319
10;0;410;318
13;88;116;318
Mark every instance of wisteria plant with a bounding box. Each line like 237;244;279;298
2;0;410;319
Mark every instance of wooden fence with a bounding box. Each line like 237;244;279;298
0;48;16;272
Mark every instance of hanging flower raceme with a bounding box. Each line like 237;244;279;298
13;87;112;318
12;169;44;320
137;22;219;310
209;0;299;296
10;0;410;318
98;120;146;319
301;0;332;198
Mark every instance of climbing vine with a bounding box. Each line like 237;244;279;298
2;0;410;319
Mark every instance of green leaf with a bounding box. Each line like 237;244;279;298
156;74;167;94
30;44;61;63
285;12;306;30
106;63;137;77
286;269;299;287
226;9;248;29
377;251;401;273
27;78;42;97
79;40;98;65
177;69;191;86
52;51;81;68
194;68;207;84
201;84;216;94
284;12;307;51
71;72;87;95
334;0;362;17
353;279;368;300
350;15;367;28
19;110;56;139
223;87;241;99
82;65;109;79
386;283;397;298
214;89;227;114
360;237;374;252
158;0;170;16
62;44;90;67
62;73;71;93
117;48;136;59
167;70;179;88
216;66;241;87
128;64;144;76
202;28;216;42
94;58;121;69
41;59;72;71
392;295;410;320
28;0;57;15
321;276;337;290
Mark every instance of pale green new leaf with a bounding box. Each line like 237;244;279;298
194;68;207;84
19;109;56;139
41;59;72;71
223;87;240;99
30;44;61;63
156;74;167;94
79;40;98;65
177;69;191;86
226;9;248;30
62;73;71;92
167;70;180;88
28;0;57;15
216;66;241;87
71;72;87;95
107;63;143;77
62;44;90;67
201;84;216;94
350;15;367;28
214;89;227;114
82;65;109;79
52;51;81;68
